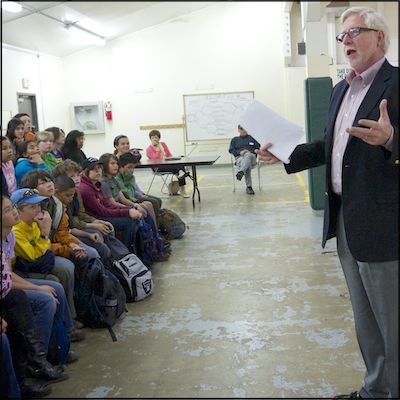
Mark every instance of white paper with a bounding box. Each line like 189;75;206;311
239;100;304;164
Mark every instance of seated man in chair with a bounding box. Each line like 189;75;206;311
229;125;260;195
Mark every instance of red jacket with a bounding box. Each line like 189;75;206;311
79;174;131;218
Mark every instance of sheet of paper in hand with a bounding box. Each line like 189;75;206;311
239;100;304;164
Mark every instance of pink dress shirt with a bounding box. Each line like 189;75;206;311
331;57;392;194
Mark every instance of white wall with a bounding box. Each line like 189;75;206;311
2;1;398;162
62;2;287;162
2;46;67;132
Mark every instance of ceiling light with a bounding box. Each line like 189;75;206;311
2;1;22;13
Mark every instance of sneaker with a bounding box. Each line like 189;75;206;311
236;171;244;181
246;186;255;195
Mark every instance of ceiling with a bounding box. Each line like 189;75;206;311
1;1;214;57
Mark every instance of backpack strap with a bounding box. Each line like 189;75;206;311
50;196;64;240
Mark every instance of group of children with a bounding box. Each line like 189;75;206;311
1;120;184;398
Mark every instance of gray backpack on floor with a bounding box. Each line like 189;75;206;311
158;208;186;240
110;253;153;302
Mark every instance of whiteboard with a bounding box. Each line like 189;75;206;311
183;91;254;141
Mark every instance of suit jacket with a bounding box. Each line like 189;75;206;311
285;59;398;262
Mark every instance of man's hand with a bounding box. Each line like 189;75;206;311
255;143;280;164
38;285;60;304
34;210;52;236
346;99;393;146
239;149;249;156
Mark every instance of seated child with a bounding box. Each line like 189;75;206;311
14;141;49;187
36;131;58;172
100;152;158;228
1;136;17;196
3;193;81;350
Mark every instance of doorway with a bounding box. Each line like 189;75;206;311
17;93;39;132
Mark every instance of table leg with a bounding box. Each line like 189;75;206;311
191;165;200;207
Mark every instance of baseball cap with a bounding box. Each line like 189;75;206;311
10;188;47;206
82;157;103;170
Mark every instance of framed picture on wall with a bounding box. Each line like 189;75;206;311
70;101;105;134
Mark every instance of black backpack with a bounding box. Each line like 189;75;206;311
74;257;126;341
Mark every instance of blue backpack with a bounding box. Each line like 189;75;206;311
47;313;70;365
134;218;166;267
74;257;126;341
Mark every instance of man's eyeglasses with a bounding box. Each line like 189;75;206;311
336;27;378;43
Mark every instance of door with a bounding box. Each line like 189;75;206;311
17;93;39;132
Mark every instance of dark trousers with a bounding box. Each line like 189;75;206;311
1;334;21;399
337;208;399;398
0;289;37;384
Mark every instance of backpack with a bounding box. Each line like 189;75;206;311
47;313;70;365
107;253;153;302
158;209;186;240
134;218;166;266
74;257;126;341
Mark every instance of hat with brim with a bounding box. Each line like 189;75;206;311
82;157;104;170
10;188;48;206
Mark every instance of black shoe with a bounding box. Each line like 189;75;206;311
236;171;244;181
333;391;362;399
21;382;52;399
27;362;69;382
246;186;255;195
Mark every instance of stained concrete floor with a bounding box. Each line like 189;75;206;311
49;164;364;398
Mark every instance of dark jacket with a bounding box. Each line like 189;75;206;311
285;59;398;262
229;134;260;157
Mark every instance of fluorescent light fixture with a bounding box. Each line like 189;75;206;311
2;1;22;12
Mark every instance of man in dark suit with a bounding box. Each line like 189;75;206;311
257;7;398;399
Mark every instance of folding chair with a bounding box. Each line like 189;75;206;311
231;155;261;192
146;170;174;195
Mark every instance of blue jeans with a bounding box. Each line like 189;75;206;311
53;256;76;319
1;334;21;399
79;241;100;259
99;216;140;251
77;228;112;261
26;279;74;353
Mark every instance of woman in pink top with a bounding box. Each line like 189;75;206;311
145;130;190;198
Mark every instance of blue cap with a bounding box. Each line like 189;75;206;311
10;188;47;206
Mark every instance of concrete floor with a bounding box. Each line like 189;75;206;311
49;164;364;398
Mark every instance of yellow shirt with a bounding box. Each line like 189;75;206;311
12;220;51;262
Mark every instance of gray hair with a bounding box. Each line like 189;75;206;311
340;7;390;54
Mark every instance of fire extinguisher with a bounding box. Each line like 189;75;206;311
105;101;112;120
